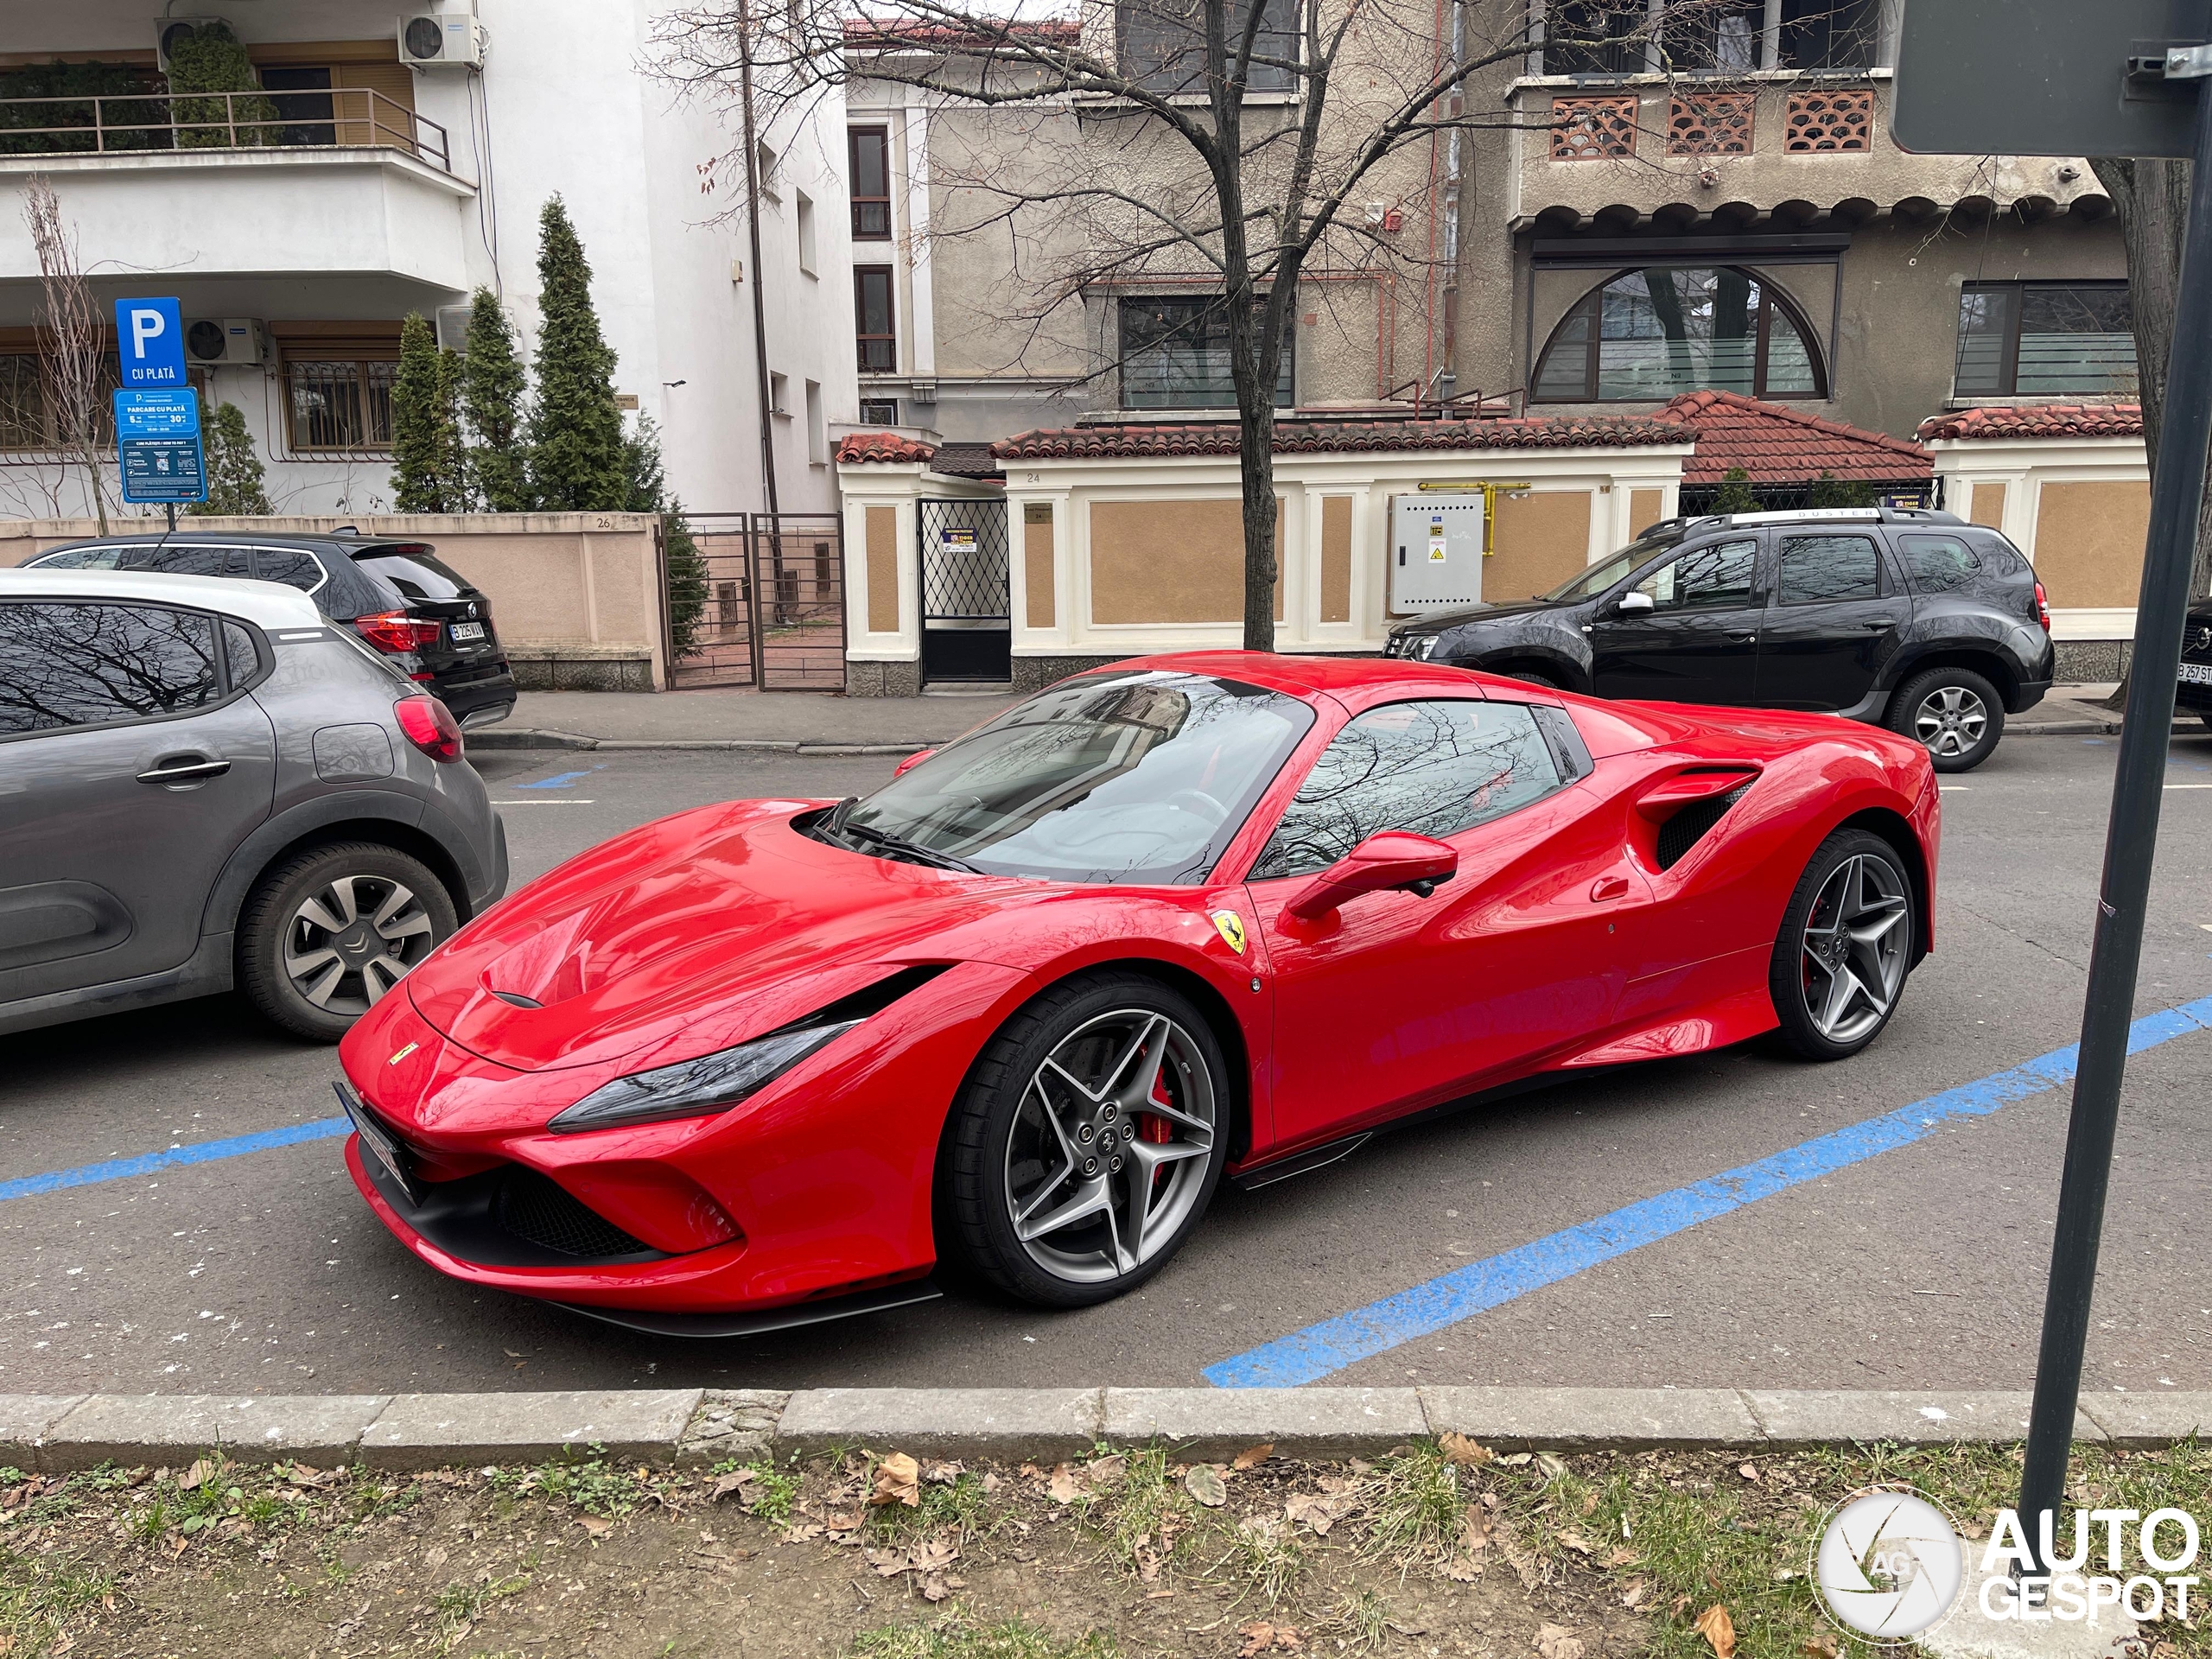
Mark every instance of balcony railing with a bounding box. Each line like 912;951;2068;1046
0;88;453;175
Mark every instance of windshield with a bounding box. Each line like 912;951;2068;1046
355;549;477;601
1539;529;1685;602
833;670;1315;885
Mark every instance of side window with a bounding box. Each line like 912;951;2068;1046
1631;538;1758;612
222;620;268;688
1898;533;1983;594
0;602;222;735
1961;529;2027;576
146;546;247;578
1777;534;1883;605
1249;700;1565;880
35;545;125;570
251;548;327;593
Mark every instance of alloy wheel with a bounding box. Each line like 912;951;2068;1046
1798;854;1910;1045
283;874;436;1017
1912;685;1988;758
1003;1008;1217;1285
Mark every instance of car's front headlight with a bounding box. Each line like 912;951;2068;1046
1401;632;1438;661
548;1019;858;1134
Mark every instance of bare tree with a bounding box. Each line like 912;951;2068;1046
653;0;1738;651
22;178;111;533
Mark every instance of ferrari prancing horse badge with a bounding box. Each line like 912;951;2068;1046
1209;910;1247;954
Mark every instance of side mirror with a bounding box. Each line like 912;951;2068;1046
1615;589;1656;616
1287;831;1459;920
892;747;934;777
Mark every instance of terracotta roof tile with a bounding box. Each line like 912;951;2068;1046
991;413;1691;461
1916;403;2144;442
1663;390;1930;484
837;431;938;466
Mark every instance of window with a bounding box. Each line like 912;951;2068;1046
1954;283;2136;397
286;354;397;450
260;65;337;146
805;378;826;465
1534;267;1824;403
126;545;245;577
755;138;780;201
251;547;328;593
1899;533;1982;594
1251;700;1565;880
849;127;892;238
222;620;266;688
1777;534;1881;604
1541;0;1878;75
1778;0;1878;70
1118;0;1297;95
1119;296;1294;409
353;548;473;600
796;190;817;275
769;371;791;416
0;352;124;452
860;397;901;426
1541;0;1648;74
1630;538;1758;612
0;601;223;735
855;267;897;372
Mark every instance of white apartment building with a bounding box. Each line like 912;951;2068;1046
0;0;855;519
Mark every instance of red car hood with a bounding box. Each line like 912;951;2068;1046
406;798;1026;1074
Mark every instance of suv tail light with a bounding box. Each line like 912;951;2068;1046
2033;581;2052;632
355;611;444;653
395;695;463;763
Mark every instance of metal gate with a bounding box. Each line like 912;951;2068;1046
672;512;845;690
918;497;1011;683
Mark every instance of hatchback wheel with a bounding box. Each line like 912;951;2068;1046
940;973;1230;1307
1769;829;1916;1060
1890;666;2003;772
238;842;457;1041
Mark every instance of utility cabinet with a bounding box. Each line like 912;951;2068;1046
1388;494;1485;613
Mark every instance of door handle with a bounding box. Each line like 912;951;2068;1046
1590;874;1630;902
1726;631;1757;644
137;757;231;785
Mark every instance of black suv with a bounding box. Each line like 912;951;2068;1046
25;531;516;729
1384;507;2055;772
2180;600;2212;732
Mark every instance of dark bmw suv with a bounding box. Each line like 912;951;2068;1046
25;531;516;729
1384;507;2055;772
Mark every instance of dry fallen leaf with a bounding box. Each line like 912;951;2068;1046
165;1532;188;1558
1535;1452;1568;1481
1046;1464;1087;1505
870;1452;921;1509
1285;1491;1355;1536
1557;1529;1596;1557
1694;1604;1737;1659
1621;1579;1649;1611
1185;1464;1229;1508
923;1460;964;1485
1459;1504;1492;1553
1084;1454;1127;1487
1239;1622;1304;1656
1233;1443;1274;1471
1801;1636;1839;1659
179;1459;215;1492
1441;1557;1484;1582
577;1515;612;1538
1534;1624;1586;1659
1439;1433;1493;1466
1605;1546;1640;1567
711;1470;752;1502
1738;1462;1761;1483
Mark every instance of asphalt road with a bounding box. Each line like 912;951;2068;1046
4;729;2211;1401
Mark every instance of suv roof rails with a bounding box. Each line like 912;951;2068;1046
1683;505;1963;530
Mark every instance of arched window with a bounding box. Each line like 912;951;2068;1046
1532;267;1826;403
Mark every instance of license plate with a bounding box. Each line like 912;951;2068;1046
334;1081;421;1206
449;621;486;642
2181;662;2212;686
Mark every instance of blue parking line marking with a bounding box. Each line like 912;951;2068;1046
0;1117;349;1205
1204;992;2212;1390
514;768;598;790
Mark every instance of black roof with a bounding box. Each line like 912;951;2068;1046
39;530;430;556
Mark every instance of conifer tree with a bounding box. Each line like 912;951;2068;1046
188;397;270;516
525;196;626;511
1713;466;1760;516
461;287;530;512
391;313;446;512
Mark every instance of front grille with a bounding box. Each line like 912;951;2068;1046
1655;785;1751;871
493;1166;654;1259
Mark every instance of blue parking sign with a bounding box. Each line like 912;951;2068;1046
113;388;206;504
114;297;187;387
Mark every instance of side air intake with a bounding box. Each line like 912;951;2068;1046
1654;784;1751;871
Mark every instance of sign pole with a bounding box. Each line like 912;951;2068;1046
165;502;177;533
2017;52;2212;1575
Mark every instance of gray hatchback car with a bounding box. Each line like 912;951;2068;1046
0;568;507;1042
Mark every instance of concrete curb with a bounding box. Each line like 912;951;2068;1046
5;1387;2209;1473
471;728;928;757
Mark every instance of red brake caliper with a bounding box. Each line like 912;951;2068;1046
1138;1065;1175;1189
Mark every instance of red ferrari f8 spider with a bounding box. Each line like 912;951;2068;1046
336;652;1938;1332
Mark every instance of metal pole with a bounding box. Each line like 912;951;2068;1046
2017;66;2212;1575
736;0;781;527
166;501;177;533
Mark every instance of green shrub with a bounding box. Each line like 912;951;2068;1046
162;22;276;149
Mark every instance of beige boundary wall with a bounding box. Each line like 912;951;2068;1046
0;513;668;691
839;439;1693;690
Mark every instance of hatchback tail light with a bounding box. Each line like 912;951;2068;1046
355;611;444;653
2033;581;2052;632
395;695;463;763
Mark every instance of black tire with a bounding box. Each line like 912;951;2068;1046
1498;666;1561;690
1888;665;2004;772
1769;829;1916;1062
938;971;1231;1308
237;841;458;1042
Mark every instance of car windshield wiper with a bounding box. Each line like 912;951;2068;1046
837;817;982;874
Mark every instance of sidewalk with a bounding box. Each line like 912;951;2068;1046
473;683;2206;752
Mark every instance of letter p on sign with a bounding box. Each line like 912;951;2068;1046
114;297;186;386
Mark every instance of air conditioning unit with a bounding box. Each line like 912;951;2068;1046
434;305;472;353
184;318;265;366
398;10;486;68
155;17;234;73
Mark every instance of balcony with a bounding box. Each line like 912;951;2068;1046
0;90;474;294
1505;73;2108;234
